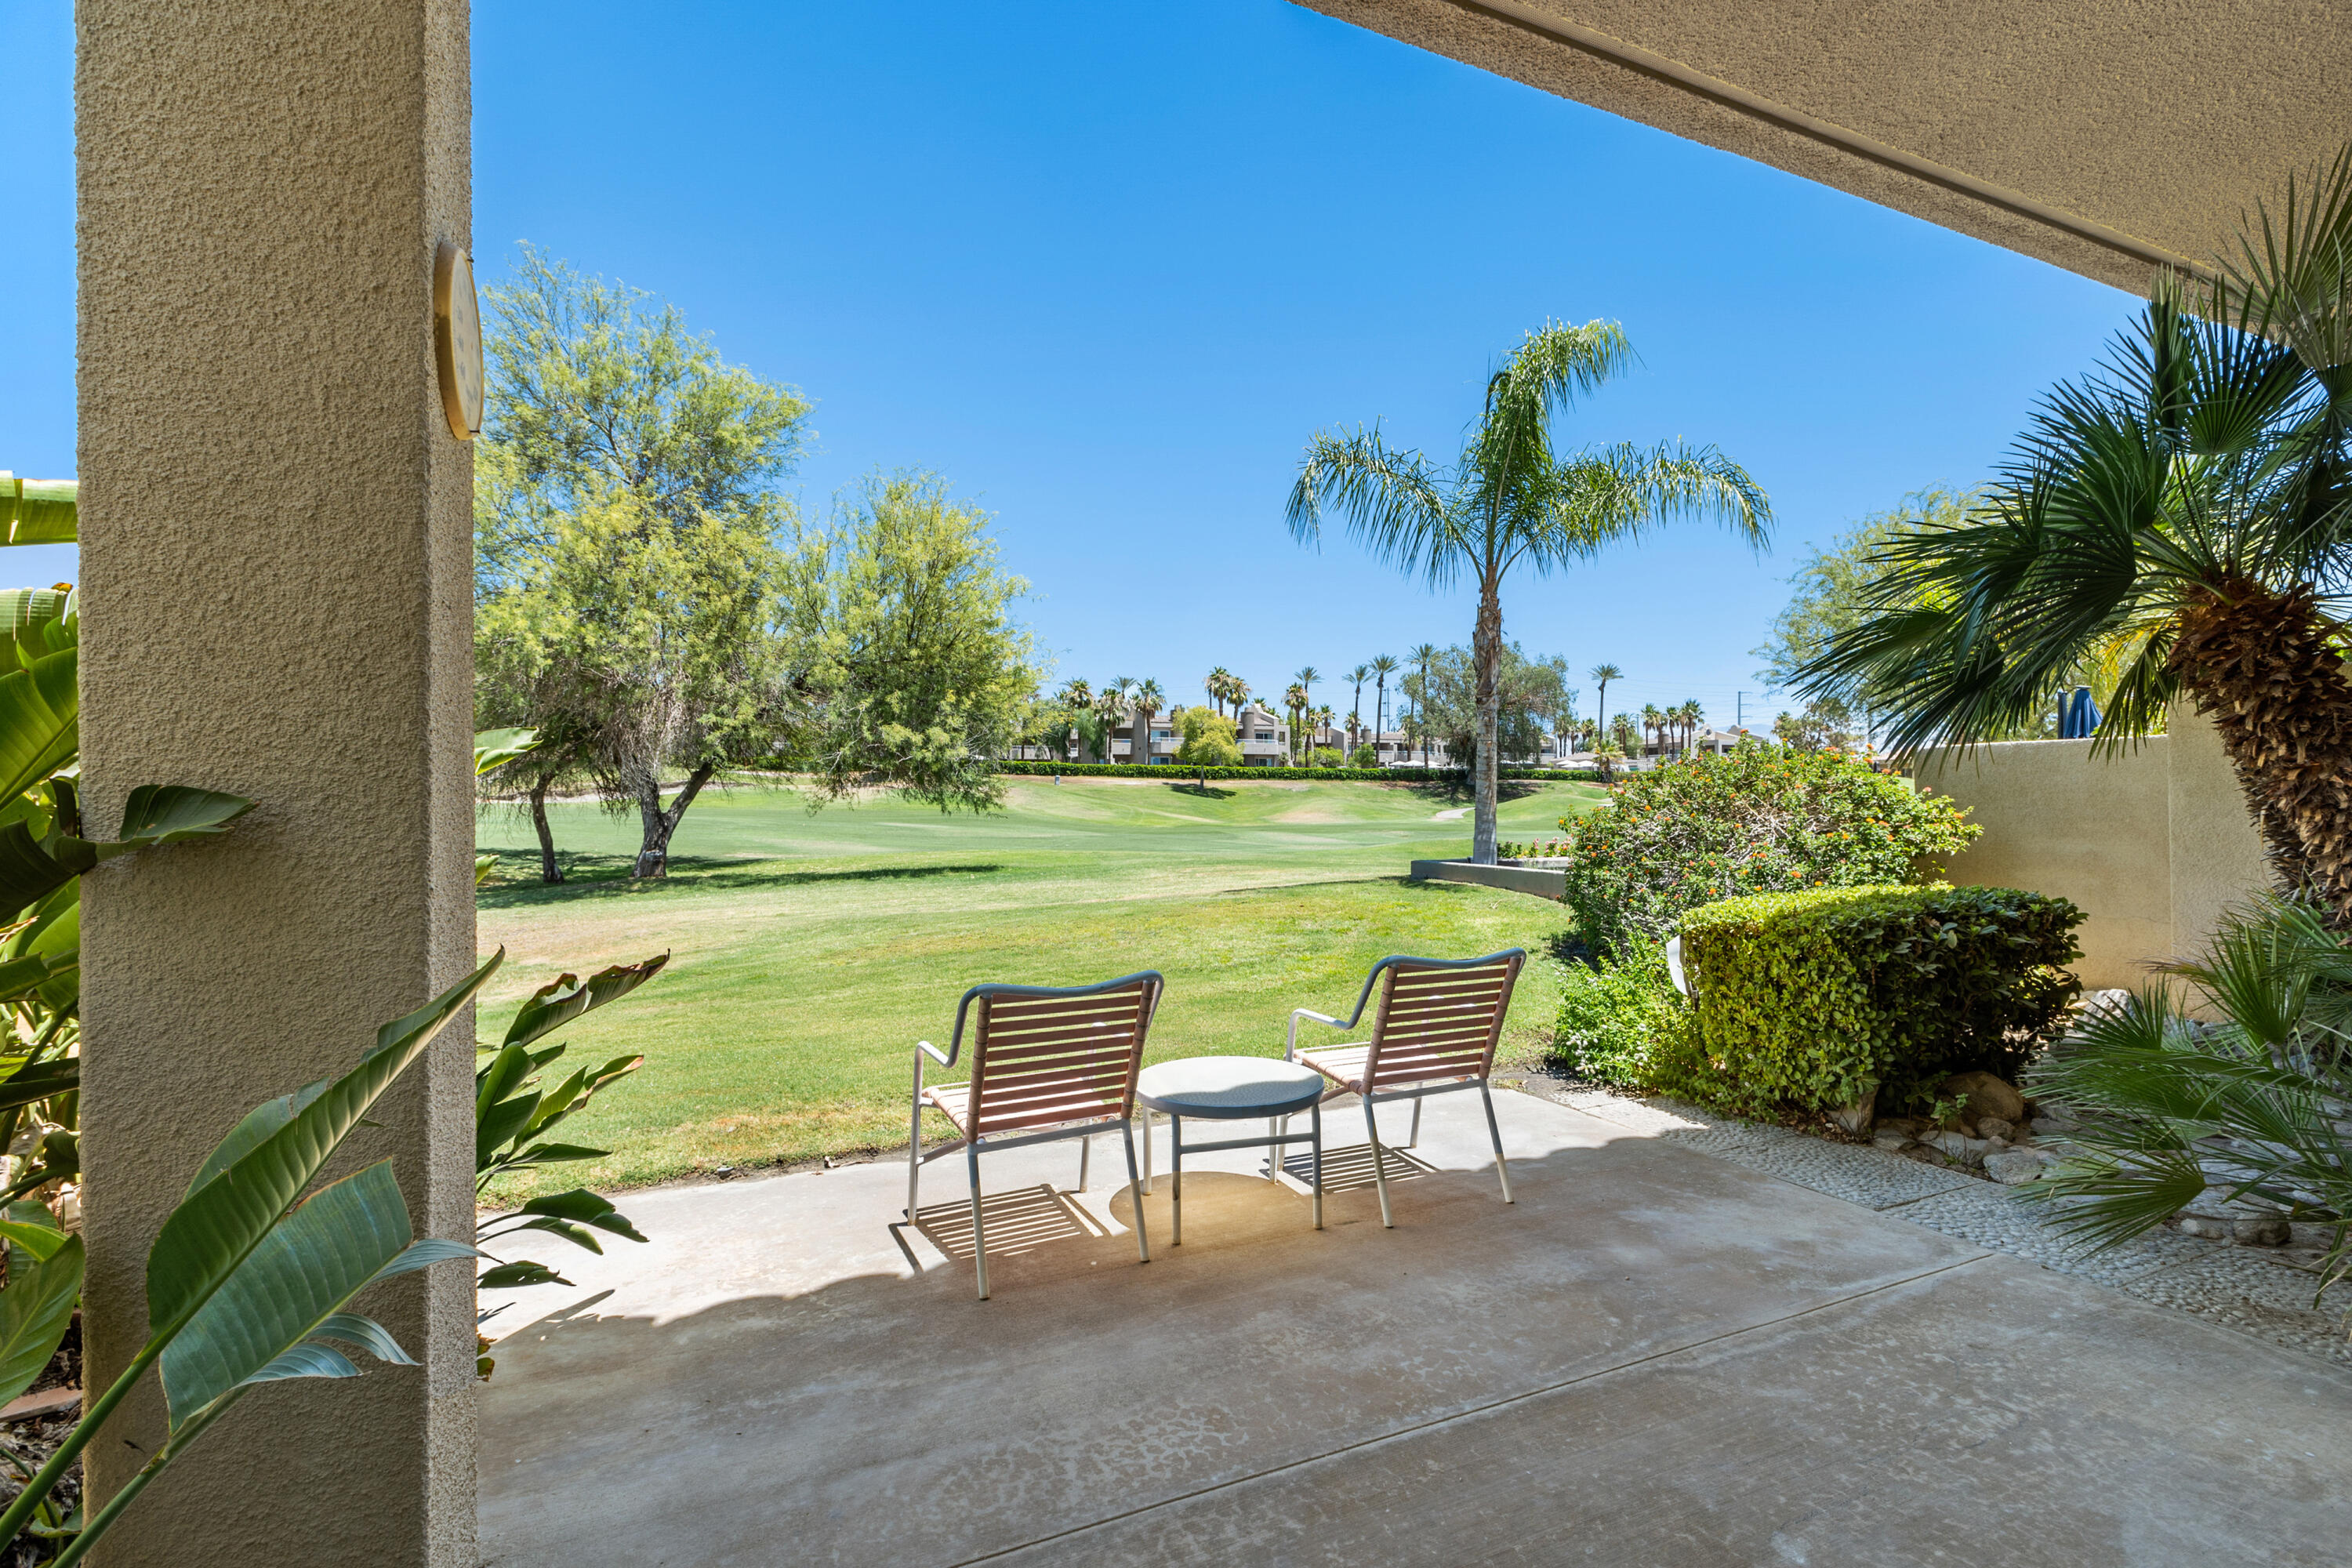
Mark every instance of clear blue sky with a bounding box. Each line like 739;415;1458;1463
2;0;2140;730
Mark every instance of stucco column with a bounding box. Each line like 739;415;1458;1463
76;2;475;1564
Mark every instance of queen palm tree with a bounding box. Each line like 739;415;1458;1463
1369;653;1399;761
1132;677;1166;767
1610;713;1641;768
1312;703;1338;760
1290;318;1768;860
1641;702;1665;764
1282;683;1308;762
1588;662;1623;753
1795;151;2352;917
1680;699;1706;756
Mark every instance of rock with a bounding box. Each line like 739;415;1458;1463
2027;1116;2073;1137
1901;1144;1949;1167
1876;1116;1926;1138
1938;1071;2027;1127
1984;1149;2048;1185
2178;1215;2233;1240
1871;1131;1913;1152
1829;1086;1878;1137
1920;1130;1992;1167
1976;1117;2016;1142
2233;1217;2292;1247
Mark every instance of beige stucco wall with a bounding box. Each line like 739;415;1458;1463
1916;709;2270;992
77;2;475;1563
1299;1;2352;294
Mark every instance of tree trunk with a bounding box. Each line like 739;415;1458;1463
633;760;719;880
2169;581;2352;918
528;775;564;884
1471;586;1502;864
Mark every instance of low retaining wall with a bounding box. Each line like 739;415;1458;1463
1409;859;1566;899
1915;705;2268;991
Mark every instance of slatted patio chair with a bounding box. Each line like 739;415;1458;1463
1285;949;1526;1227
908;971;1161;1298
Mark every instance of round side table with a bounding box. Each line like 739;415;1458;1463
1135;1056;1327;1241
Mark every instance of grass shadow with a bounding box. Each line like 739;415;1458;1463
477;853;1004;907
1398;779;1547;806
1168;782;1238;800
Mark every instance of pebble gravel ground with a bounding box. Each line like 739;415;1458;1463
1502;1070;2352;1370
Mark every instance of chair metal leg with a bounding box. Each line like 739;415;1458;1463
1120;1119;1149;1263
1077;1131;1091;1192
906;1090;923;1221
1408;1094;1423;1149
1142;1109;1154;1194
1276;1114;1290;1181
967;1142;990;1300
1171;1115;1185;1247
1310;1098;1324;1230
1363;1094;1394;1228
1478;1080;1513;1204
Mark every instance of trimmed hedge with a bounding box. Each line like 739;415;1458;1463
993;760;1600;783
1673;884;2083;1116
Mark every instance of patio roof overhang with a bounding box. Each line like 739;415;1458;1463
1297;0;2352;293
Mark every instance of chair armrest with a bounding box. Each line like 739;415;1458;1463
916;1040;952;1067
1287;1008;1346;1060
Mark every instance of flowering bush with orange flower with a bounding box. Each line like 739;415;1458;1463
1562;744;1978;956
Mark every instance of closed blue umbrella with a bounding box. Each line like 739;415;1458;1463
2060;685;2100;739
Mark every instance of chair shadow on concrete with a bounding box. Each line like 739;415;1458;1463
896;1181;1113;1266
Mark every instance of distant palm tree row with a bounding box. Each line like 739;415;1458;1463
1058;656;1708;770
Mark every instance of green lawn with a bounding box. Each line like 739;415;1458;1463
475;775;1603;1196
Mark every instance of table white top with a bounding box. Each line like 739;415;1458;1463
1135;1055;1324;1116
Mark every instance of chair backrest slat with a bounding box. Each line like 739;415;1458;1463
967;975;1159;1137
1363;953;1522;1091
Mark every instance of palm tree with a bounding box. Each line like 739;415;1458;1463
1409;643;1440;764
1204;666;1232;717
1229;676;1251;718
1282;683;1308;762
1055;678;1092;762
1346;662;1371;754
1312;703;1338;760
1290;319;1768;859
1610;713;1640;768
1679;699;1705;756
1094;678;1133;764
1588;663;1623;753
1369;653;1399;763
1641;702;1664;764
1132;677;1166;768
1795;152;2352;917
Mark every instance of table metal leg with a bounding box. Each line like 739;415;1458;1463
1310;1098;1324;1230
1076;1131;1091;1192
1171;1114;1184;1247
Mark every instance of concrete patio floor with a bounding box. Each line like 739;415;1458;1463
478;1091;2352;1566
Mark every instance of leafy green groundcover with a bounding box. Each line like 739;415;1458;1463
995;761;1597;782
1672;884;2083;1116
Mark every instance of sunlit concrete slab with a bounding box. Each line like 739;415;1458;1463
477;1091;2352;1566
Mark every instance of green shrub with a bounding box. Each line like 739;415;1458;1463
1551;942;1704;1090
1348;744;1380;768
1563;745;1977;956
1676;884;2082;1116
